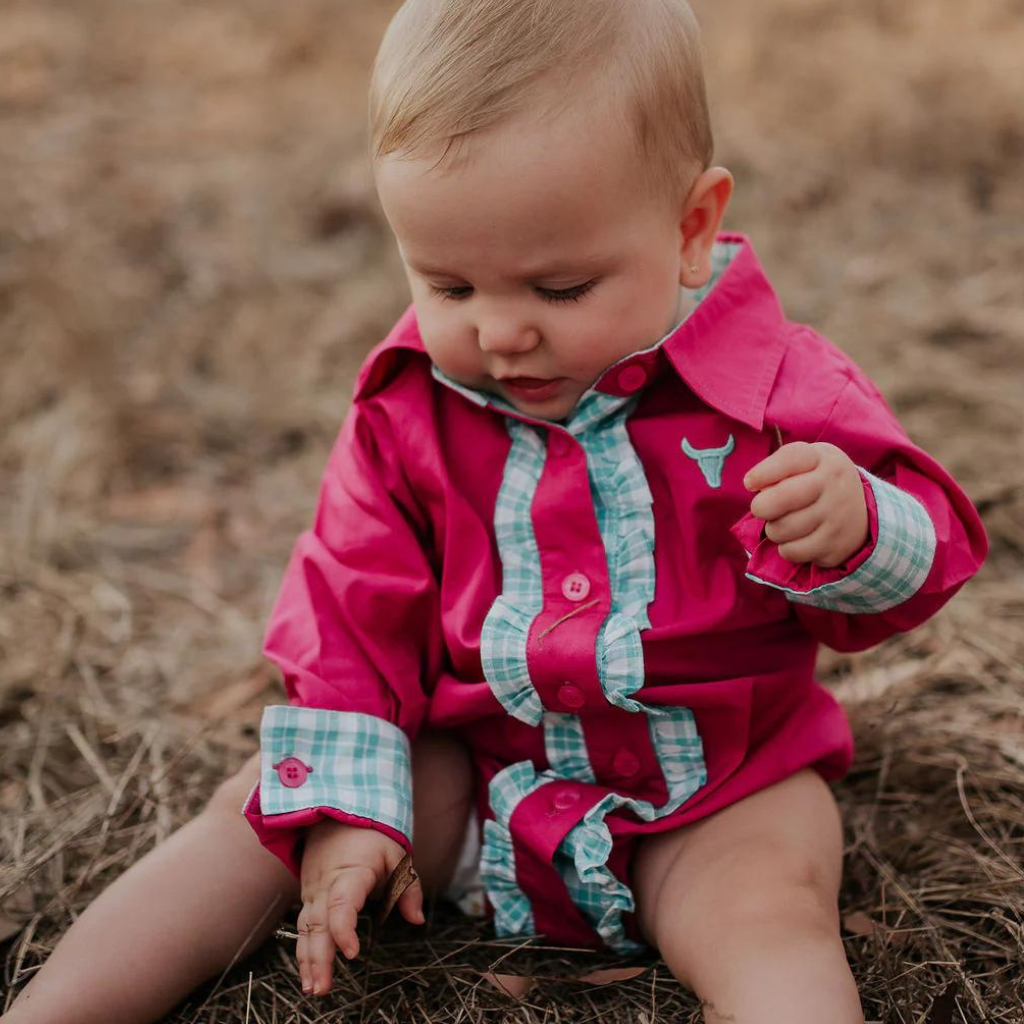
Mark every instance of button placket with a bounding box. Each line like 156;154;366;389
529;416;608;722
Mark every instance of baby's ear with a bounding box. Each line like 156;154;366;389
678;167;734;287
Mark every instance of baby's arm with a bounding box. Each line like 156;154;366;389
732;365;988;650
242;389;443;967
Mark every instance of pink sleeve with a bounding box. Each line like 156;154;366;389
242;395;442;876
731;371;988;652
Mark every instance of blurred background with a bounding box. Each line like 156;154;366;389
1;0;1022;1021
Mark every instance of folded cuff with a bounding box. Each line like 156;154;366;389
733;468;936;613
242;705;413;877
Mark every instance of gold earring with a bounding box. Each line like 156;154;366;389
690;264;699;274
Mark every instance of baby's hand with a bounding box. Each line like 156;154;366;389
297;818;424;997
743;441;868;568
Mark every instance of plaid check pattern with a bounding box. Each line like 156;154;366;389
749;469;937;613
258;704;414;841
543;712;596;782
595;611;656;716
478;418;547;726
482;706;709;952
478;760;548;939
580;400;659;716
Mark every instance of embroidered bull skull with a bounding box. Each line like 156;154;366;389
681;434;735;489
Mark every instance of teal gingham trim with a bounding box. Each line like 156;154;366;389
543;712;596;782
258;705;413;842
578;396;660;716
478;761;547;938
650;709;708;807
479;818;534;936
478;418;547;726
481;711;708;952
747;468;937;613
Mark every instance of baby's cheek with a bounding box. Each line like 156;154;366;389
421;323;484;379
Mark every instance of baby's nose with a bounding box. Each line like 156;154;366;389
476;318;540;355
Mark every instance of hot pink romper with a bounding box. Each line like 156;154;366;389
242;235;987;951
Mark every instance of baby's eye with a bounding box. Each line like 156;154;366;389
430;285;473;301
536;280;597;303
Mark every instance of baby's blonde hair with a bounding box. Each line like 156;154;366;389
369;0;713;203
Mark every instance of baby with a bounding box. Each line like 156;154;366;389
4;1;988;1023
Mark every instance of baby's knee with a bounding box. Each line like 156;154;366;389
692;838;842;933
716;868;840;936
412;729;474;807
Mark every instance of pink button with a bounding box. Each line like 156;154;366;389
561;572;591;602
273;756;313;788
612;749;641;778
557;683;585;710
617;365;647;393
552;787;580;811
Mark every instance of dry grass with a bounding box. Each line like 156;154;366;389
1;0;1022;1020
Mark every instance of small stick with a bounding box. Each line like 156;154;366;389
375;852;418;926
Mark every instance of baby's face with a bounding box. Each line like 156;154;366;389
375;98;690;421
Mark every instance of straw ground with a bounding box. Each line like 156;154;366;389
2;0;1022;1020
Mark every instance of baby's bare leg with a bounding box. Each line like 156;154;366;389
2;729;474;1024
1;751;298;1024
632;769;865;1024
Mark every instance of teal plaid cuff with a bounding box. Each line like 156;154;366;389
258;705;413;841
750;469;936;613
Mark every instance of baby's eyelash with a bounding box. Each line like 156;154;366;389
429;281;598;303
430;285;473;301
538;280;597;303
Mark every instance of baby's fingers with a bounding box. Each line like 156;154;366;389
763;504;824;545
296;893;342;997
744;441;819;492
749;470;821;522
326;864;378;962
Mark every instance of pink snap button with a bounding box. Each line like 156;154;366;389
612;749;641;778
557;683;585;710
561;572;591;602
617;365;647;393
552;787;580;811
273;756;313;789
